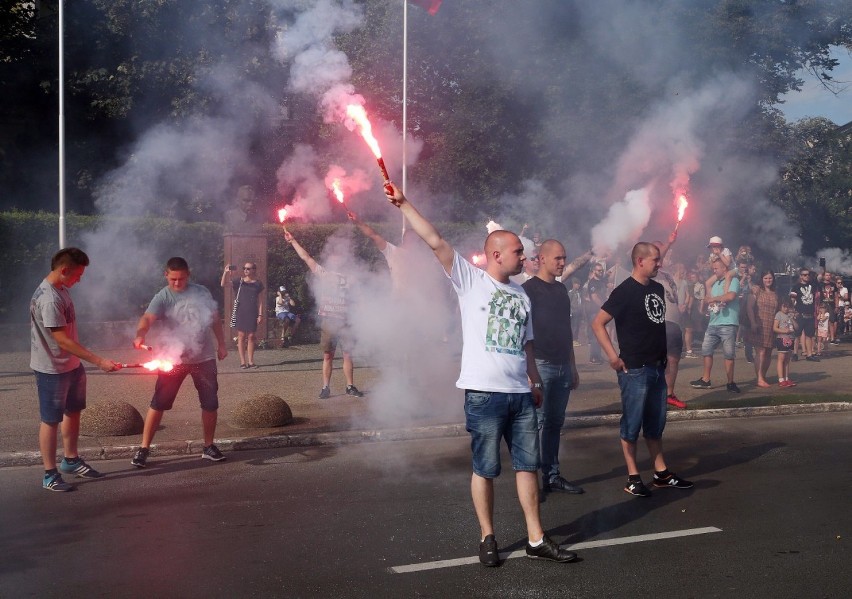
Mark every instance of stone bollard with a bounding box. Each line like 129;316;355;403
80;400;144;436
231;394;293;428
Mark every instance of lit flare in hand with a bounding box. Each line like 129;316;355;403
331;179;345;204
144;359;174;372
674;193;689;231
345;103;391;186
121;359;175;372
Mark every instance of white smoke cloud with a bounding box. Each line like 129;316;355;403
590;188;652;256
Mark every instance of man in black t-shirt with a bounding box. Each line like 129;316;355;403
523;240;584;495
591;242;693;498
789;268;819;361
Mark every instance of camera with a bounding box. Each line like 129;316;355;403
819;257;826;268
228;264;236;271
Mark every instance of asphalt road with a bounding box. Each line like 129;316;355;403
1;412;850;598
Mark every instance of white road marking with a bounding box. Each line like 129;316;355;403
390;526;722;574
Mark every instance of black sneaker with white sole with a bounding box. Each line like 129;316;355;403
624;479;652;497
345;385;364;397
652;472;694;489
690;378;711;389
131;447;150;468
201;444;226;462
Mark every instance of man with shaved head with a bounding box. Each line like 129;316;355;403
591;242;694;497
522;239;584;494
384;183;578;567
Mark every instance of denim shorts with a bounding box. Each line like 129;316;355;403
35;364;87;424
464;390;539;478
665;321;683;357
617;366;667;442
701;324;738;360
150;360;219;411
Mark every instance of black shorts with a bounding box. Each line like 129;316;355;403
797;315;815;337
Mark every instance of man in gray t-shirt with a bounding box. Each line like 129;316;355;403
130;257;228;468
31;248;120;492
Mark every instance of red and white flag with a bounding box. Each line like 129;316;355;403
408;0;442;16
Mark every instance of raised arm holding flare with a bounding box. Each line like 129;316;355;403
383;182;577;567
283;229;363;398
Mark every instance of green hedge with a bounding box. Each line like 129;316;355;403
1;212;480;325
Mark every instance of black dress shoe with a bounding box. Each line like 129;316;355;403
526;535;578;563
544;476;585;494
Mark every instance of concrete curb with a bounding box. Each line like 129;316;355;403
4;402;850;469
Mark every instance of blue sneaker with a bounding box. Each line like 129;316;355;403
43;472;74;492
59;457;105;478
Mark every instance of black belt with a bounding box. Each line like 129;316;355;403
626;359;666;369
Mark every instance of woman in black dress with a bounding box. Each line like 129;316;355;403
221;262;265;368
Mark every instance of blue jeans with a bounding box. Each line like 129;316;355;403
464;391;539;478
701;324;738;360
617;365;667;442
34;364;87;423
535;359;572;480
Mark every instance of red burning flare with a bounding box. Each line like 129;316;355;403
674;193;689;231
345;103;391;185
144;359;174;372
278;207;289;223
676;194;688;222
331;179;345;204
471;253;486;267
121;359;175;372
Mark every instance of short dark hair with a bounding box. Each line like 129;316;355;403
166;257;190;272
631;242;658;266
51;247;90;270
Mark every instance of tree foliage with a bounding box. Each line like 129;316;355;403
0;0;850;234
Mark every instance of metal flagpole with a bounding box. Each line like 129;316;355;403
401;0;408;238
58;1;67;249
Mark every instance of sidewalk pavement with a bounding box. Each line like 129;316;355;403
1;340;850;467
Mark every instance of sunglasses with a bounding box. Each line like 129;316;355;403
244;266;256;270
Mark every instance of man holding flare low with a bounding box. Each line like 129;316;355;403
383;182;578;567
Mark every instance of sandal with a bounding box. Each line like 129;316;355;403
248;364;258;369
240;364;248;369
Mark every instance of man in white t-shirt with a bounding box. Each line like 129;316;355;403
384;183;578;567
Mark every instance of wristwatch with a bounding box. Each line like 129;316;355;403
532;383;542;389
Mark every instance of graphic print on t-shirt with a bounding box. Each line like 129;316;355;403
486;289;527;356
798;284;814;306
645;292;665;324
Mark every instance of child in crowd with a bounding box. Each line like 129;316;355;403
774;300;797;387
816;303;829;356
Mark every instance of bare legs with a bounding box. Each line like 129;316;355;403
236;331;257;366
754;346;773;387
39;411;82;470
621;437;666;476
471;471;545;543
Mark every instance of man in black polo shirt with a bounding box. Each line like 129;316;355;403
591;242;694;497
523;240;584;494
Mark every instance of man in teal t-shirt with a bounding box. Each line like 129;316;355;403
690;257;741;393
